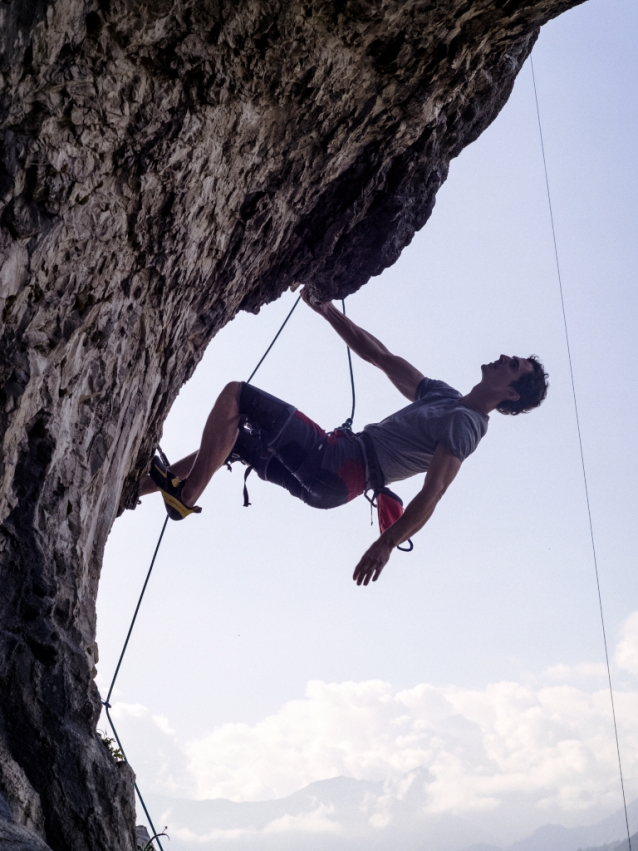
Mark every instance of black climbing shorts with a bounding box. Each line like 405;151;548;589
230;383;367;510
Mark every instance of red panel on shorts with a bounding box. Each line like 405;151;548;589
338;458;366;502
293;410;325;435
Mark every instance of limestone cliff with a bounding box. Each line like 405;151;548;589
0;1;583;849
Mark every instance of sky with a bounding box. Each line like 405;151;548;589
96;0;638;845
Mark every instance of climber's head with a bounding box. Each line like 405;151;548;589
479;354;548;415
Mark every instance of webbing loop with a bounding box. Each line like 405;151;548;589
242;466;254;507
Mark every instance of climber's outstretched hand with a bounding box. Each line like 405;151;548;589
352;537;393;586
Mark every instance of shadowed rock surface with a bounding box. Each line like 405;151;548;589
0;0;584;848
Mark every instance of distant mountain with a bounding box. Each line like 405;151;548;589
581;832;638;851
144;776;638;851
505;800;638;851
146;771;501;851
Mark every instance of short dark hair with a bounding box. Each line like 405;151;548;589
497;355;548;416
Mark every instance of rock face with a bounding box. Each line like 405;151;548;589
0;1;583;849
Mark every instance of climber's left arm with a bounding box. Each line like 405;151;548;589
352;444;462;586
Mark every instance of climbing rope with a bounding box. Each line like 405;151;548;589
101;289;356;845
246;294;302;385
340;299;356;430
531;55;633;851
245;293;356;429
103;517;169;850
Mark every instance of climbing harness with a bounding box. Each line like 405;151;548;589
228;299;412;545
531;55;632;851
224;297;361;509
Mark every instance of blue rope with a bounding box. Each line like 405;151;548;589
340;299;356;430
531;54;632;851
102;514;169;849
101;289;352;847
104;704;165;851
105;517;169;709
246;295;302;385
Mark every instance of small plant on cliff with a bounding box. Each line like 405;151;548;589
138;828;169;850
97;731;125;763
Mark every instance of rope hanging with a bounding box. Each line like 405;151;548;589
103;517;169;850
340;299;356;431
246;294;302;385
102;290;356;846
531;55;633;851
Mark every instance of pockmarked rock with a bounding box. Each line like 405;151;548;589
0;0;584;849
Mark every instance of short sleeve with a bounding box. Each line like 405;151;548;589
436;409;484;462
415;378;459;400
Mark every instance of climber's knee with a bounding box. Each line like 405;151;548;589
218;381;241;413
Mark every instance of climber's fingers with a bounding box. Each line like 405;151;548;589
352;538;392;586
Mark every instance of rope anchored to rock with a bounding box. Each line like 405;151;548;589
101;291;358;845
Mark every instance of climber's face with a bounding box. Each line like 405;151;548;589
480;355;534;402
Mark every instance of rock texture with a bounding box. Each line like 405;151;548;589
0;0;583;849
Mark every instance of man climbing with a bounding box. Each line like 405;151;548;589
141;289;548;586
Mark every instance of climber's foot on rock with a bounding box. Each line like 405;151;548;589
148;455;202;521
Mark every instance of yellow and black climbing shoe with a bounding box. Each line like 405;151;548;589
149;456;202;521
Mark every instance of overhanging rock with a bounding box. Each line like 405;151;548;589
0;1;584;849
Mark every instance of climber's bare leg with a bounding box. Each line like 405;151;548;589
140;382;241;505
180;381;241;505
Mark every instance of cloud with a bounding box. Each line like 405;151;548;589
184;677;638;812
616;611;638;676
264;803;340;834
100;701;195;798
103;615;638;835
170;825;255;843
152;714;177;736
164;805;340;844
544;663;607;682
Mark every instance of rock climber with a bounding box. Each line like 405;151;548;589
140;288;548;586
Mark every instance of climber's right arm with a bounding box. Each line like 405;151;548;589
301;288;424;401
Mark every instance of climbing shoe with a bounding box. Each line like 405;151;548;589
148;455;202;521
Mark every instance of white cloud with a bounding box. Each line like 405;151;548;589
100;701;196;798
152;714;177;736
103;616;638;839
544;663;607;681
264;803;340;833
183;677;638;812
616;611;638;676
170;825;255;843
111;702;149;720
